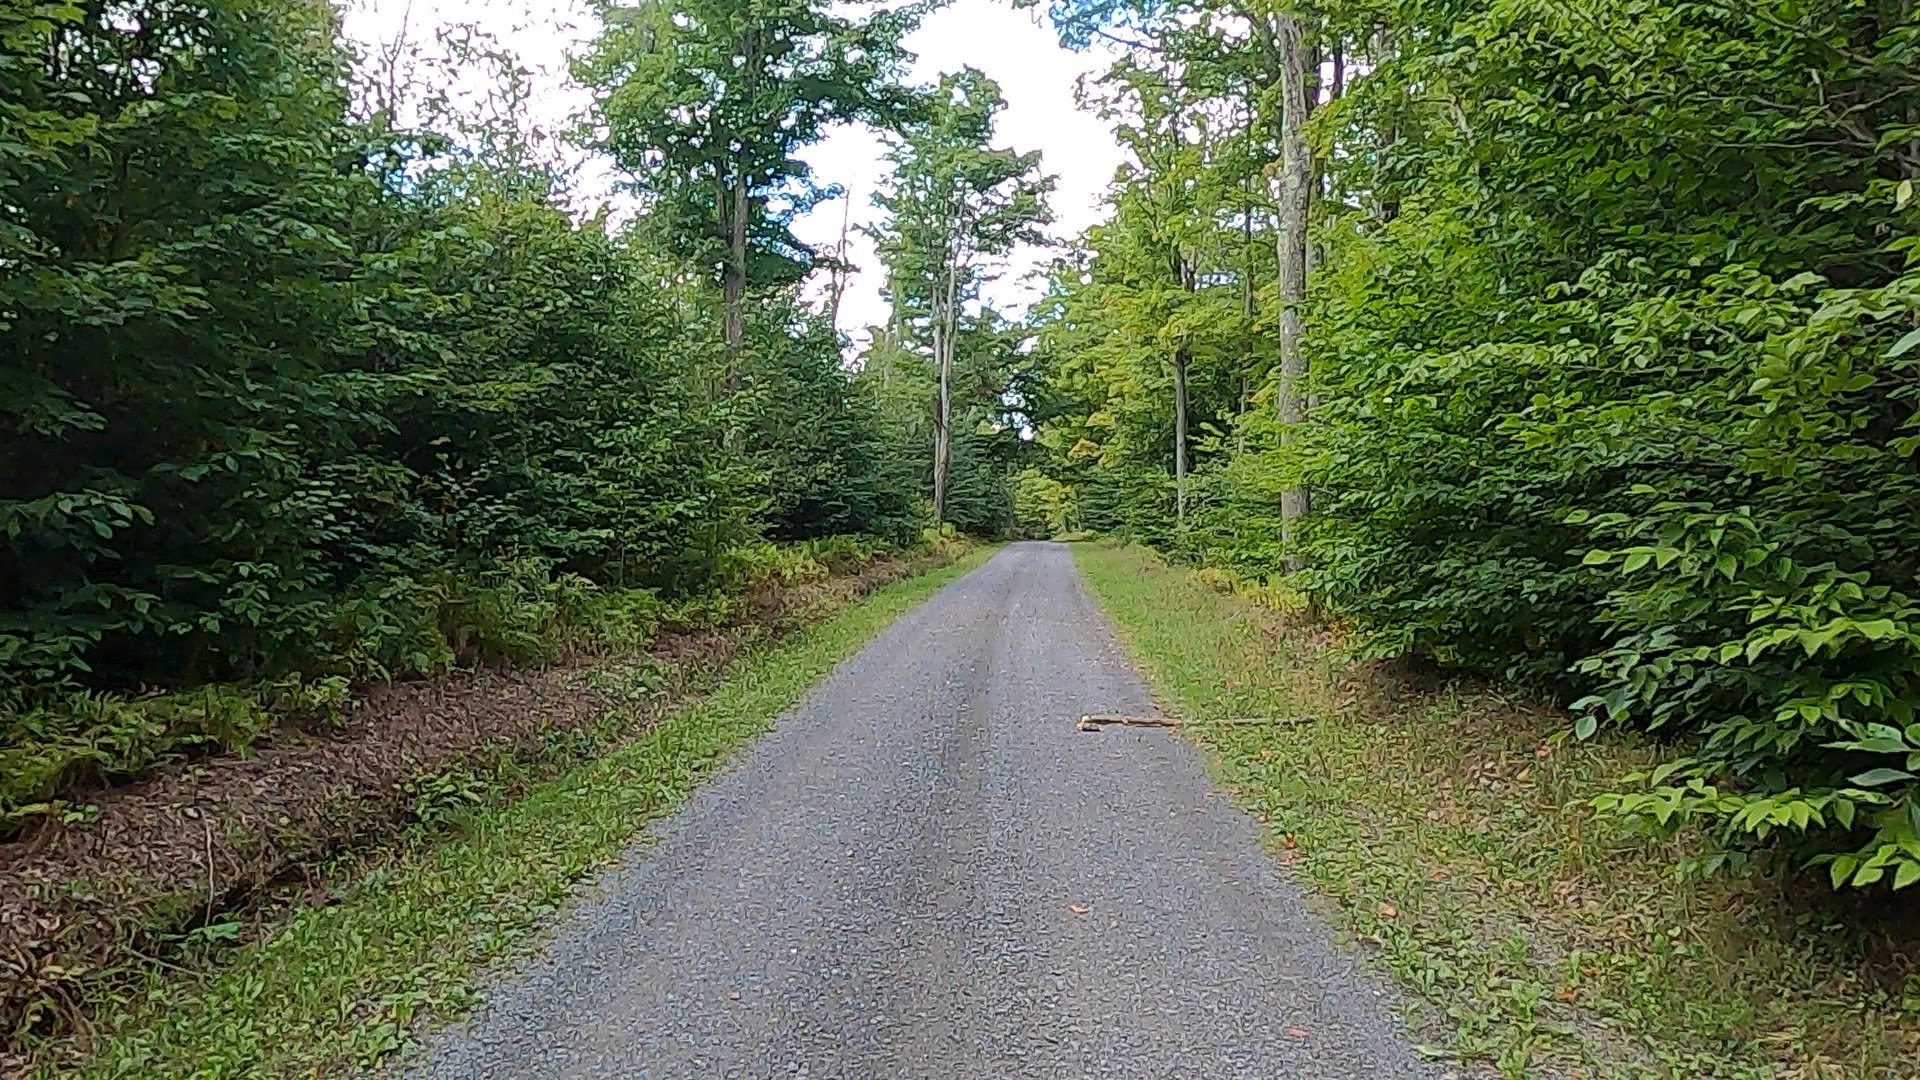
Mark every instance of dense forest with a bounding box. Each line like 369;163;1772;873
1017;0;1920;890
4;0;1918;930
12;0;1920;1072
0;0;1049;835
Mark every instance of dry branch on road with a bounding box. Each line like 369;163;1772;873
1074;713;1305;731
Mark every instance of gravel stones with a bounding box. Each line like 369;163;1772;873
402;542;1437;1080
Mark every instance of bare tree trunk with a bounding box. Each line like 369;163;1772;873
1308;38;1344;419
1240;118;1256;460
825;195;852;335
1172;249;1195;526
1275;12;1312;568
1237;375;1249;457
931;251;959;531
1173;347;1189;524
723;169;748;381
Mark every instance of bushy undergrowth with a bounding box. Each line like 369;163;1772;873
1027;0;1920;890
23;551;990;1080
0;538;898;834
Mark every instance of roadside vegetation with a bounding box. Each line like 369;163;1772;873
1019;0;1920;1022
35;548;991;1080
1074;542;1920;1080
4;0;1042;1067
12;0;1918;1073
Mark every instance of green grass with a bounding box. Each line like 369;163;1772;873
51;546;995;1080
1070;542;1920;1080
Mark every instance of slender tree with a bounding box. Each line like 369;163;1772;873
870;69;1053;529
576;0;922;370
1271;7;1310;562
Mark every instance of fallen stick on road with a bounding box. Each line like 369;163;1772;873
1075;713;1306;731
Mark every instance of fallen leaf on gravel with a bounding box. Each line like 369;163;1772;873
1068;904;1089;915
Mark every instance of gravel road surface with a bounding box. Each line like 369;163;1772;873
404;542;1438;1079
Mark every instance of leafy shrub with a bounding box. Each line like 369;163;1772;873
798;534;893;574
1;674;350;831
1286;8;1920;884
399;763;494;832
569;587;665;655
1558;264;1920;888
1012;469;1072;538
714;542;831;593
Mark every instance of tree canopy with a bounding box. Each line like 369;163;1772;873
575;0;926;353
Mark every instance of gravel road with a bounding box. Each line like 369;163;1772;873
404;542;1439;1079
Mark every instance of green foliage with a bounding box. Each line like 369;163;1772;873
0;674;350;831
1292;0;1920;887
1030;0;1920;888
862;68;1054;533
869;68;1055;317
0;0;939;831
1012;468;1071;537
1076;541;1920;1077
575;0;921;294
744;306;922;545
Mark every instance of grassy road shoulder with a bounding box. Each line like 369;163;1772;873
1071;542;1917;1080
51;546;996;1080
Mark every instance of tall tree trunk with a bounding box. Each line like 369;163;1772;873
1237;375;1249;457
931;251;959;532
1309;39;1344;420
722;170;747;381
1240;117;1256;460
1173;249;1195;526
825;195;852;334
1173;347;1189;524
1275;12;1312;567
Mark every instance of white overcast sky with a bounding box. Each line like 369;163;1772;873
339;0;1124;345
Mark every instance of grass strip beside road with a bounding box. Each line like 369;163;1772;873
56;546;996;1080
1070;541;1918;1080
